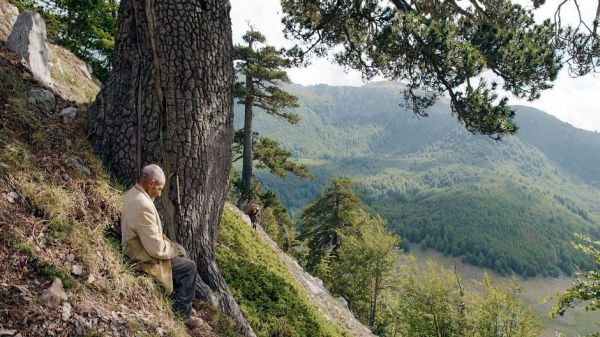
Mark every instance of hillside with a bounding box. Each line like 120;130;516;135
237;81;600;277
0;44;193;336
0;20;369;337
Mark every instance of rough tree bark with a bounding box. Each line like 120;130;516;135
88;1;256;336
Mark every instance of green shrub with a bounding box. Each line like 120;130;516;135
14;242;36;260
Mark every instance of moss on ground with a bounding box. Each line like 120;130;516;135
217;208;347;337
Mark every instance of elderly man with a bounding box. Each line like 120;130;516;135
121;164;202;329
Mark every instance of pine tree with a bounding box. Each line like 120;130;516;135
299;177;362;271
233;29;309;206
88;1;254;335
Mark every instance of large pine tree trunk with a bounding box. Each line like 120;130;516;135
88;1;255;336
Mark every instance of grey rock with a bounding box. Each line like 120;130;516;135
28;89;55;112
40;277;68;307
62;301;72;321
59;107;77;121
86;275;96;284
66;253;75;263
6;11;52;87
0;329;17;336
72;264;83;276
69;156;91;176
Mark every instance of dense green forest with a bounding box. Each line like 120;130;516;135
235;81;600;278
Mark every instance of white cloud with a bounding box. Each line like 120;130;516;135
230;0;600;131
511;72;600;131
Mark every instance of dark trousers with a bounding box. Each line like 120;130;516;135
171;256;197;317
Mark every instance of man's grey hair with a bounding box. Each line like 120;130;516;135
139;164;166;184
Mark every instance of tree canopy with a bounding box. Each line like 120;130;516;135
552;234;600;337
281;0;570;138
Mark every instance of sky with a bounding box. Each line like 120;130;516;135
230;0;600;132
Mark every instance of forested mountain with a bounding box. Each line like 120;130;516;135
234;81;600;277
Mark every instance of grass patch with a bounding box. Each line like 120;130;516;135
13;242;36;260
0;142;34;177
31;130;50;151
47;216;73;241
20;179;74;220
0;69;41;131
217;207;346;337
36;260;79;289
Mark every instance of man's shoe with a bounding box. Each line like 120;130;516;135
185;316;204;330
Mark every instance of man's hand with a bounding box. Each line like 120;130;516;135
176;243;187;258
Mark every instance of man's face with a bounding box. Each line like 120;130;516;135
146;180;165;200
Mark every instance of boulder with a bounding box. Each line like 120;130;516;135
40;277;68;308
59;107;78;121
6;11;53;87
27;89;55;112
0;1;19;42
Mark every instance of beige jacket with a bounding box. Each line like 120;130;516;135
121;184;178;294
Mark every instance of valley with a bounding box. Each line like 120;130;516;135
236;80;600;335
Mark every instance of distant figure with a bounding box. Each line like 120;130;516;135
245;203;261;230
120;164;202;330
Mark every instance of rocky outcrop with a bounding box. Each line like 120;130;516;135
226;203;377;337
1;0;99;102
0;0;18;41
48;44;100;103
6;11;52;87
